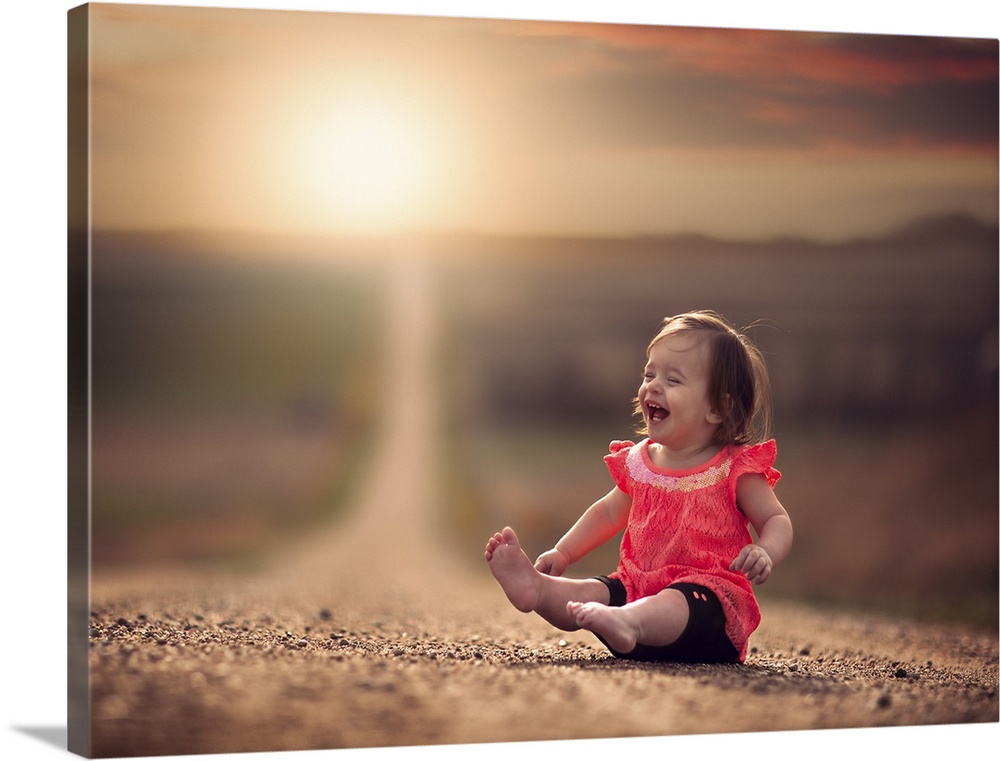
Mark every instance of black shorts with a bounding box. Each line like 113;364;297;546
592;576;739;664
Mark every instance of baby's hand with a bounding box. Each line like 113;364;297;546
730;544;773;585
534;548;570;576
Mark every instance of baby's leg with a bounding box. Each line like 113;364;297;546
485;526;609;631
567;588;689;654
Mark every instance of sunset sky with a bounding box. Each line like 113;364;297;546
84;3;998;242
0;3;997;760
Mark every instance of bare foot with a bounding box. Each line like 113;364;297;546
484;527;542;613
566;601;639;653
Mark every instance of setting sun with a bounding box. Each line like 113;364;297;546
261;81;454;236
298;94;431;229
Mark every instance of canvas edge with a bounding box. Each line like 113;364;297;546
67;3;92;758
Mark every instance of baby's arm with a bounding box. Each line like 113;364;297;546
534;486;631;576
730;474;793;585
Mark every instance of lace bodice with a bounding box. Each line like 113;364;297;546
604;438;781;661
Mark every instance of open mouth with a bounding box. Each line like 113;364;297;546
646;402;669;423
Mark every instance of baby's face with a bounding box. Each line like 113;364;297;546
638;333;721;450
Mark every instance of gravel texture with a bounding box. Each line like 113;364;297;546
85;534;998;758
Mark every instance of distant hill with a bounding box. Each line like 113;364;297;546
883;213;998;246
84;212;998;272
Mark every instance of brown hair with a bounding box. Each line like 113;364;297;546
633;310;773;446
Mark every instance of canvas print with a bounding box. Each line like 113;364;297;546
68;3;999;758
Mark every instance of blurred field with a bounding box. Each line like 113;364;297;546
87;216;997;627
89;230;386;568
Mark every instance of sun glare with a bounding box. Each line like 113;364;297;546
292;93;435;233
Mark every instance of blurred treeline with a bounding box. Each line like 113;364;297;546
438;214;997;429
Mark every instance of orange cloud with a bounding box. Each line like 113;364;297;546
501;20;996;93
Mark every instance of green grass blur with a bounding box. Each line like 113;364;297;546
89;230;384;569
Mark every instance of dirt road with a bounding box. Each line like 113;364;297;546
86;255;998;758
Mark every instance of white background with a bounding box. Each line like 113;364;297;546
3;2;998;760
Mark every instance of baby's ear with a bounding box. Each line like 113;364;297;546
708;393;731;425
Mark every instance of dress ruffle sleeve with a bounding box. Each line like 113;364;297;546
731;439;781;488
603;440;635;494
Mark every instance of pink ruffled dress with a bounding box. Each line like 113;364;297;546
603;438;781;662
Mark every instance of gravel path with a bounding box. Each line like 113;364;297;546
85;255;998;758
